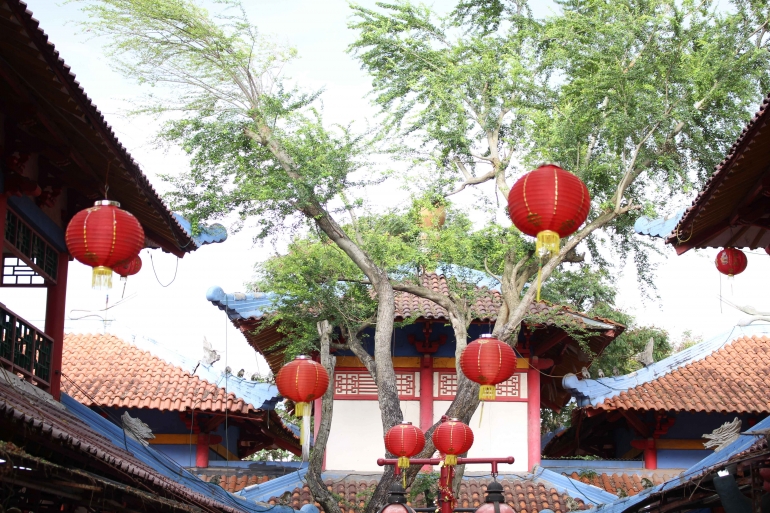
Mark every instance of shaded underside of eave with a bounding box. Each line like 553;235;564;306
669;96;770;252
0;0;195;255
234;318;288;376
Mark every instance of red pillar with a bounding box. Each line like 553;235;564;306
420;355;433;431
643;440;657;470
196;434;210;467
46;251;68;401
527;358;541;469
438;463;454;513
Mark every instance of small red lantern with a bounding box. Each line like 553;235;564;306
385;422;425;470
764;245;770;256
65;200;145;289
433;418;474;466
460;334;517;401
275;355;330;460
475;481;515;513
715;247;747;276
114;255;142;280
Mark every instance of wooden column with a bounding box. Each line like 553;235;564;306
45;251;68;400
196;434;211;467
420;355;433;471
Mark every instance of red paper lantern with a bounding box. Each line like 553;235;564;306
114;255;142;279
275;355;330;460
764;245;770;256
715;248;747;276
433;418;474;466
384;422;425;470
460;334;517;401
508;164;590;256
65;200;145;289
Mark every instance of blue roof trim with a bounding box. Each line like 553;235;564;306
633;210;685;239
116;330;282;411
592;414;770;513
173;213;228;247
207;286;277;321
8;195;67;252
60;393;293;513
562;324;770;408
532;466;619;506
236;465;309;501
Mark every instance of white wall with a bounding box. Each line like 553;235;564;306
326;399;421;471
433;400;528;472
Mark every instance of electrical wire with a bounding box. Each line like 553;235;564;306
150;253;179;287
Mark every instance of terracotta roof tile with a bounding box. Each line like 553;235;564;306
595;335;770;413
566;472;675;497
266;477;588;513
61;333;259;415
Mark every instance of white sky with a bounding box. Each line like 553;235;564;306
3;0;768;378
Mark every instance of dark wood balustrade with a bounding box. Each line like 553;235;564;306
0;302;53;391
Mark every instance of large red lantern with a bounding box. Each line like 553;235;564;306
508;164;590;299
275;355;330;460
715;248;747;276
65;201;145;289
385;422;425;469
460;334;517;401
433;418;474;466
114;255;142;280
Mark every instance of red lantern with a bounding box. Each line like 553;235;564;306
508;164;590;300
384;422;425;470
275;355;330;460
65;201;145;289
114;255;142;279
433;418;474;466
764;245;770;256
715;248;747;276
460;334;517;401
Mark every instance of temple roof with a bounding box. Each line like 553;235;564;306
0;0;197;255
562;324;770;413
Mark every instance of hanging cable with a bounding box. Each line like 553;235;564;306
150;253;179;287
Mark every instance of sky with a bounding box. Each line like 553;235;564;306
3;0;769;379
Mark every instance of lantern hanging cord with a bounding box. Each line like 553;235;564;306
149;253;178;287
103;160;112;199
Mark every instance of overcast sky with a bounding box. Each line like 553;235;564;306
3;0;769;379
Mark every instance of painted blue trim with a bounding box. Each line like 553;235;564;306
532;466;619;505
60;393;294;513
633;210;685;240
541;460;645;472
562;324;770;408
208;461;304;470
207;286;277;321
172;213;227;247
7;196;67;252
236;465;309;501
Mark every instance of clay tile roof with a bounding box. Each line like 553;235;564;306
61;333;258;415
266;477;588;513
596;335;770;413
566;472;676;497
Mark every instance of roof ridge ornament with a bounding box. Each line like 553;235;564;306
703;417;742;452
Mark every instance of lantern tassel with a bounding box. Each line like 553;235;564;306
92;266;113;289
398;457;410;488
479;385;496;401
444;454;457;466
536;230;560;256
295;402;311;461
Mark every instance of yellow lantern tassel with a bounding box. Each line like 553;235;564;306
92;266;113;289
536;230;560;256
295;402;311;461
479;385;496;401
444;454;457;466
397;456;410;469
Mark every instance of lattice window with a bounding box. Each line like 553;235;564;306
0;303;53;389
3;257;46;286
436;372;520;399
334;371;416;398
4;208;58;284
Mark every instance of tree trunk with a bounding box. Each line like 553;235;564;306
306;321;342;513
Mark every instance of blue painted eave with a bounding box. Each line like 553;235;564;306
633;209;685;240
207;286;276;321
562;324;770;408
173;213;228;247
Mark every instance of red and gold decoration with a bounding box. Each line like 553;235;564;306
65;200;145;289
275;355;330;460
114;255;142;280
715;247;747;276
508;164;590;300
460;334;517;401
385;422;425;485
433;418;474;466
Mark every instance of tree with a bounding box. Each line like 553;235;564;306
77;0;770;510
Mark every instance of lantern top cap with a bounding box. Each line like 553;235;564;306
294;355;311;360
448;418;461;422
399;421;413;425
479;334;496;339
94;200;121;207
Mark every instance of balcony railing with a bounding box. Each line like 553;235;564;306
0;302;52;390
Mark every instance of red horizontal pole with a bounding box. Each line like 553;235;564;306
377;456;514;474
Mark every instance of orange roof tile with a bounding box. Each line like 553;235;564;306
594;335;770;414
565;472;676;497
61;333;259;415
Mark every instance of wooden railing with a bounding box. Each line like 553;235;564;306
0;302;52;390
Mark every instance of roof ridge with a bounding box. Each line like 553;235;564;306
562;324;770;408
